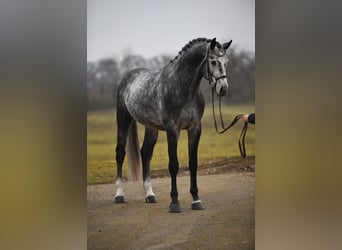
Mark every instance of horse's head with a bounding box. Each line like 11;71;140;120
203;38;232;97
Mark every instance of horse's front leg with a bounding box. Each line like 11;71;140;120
188;123;204;210
166;127;181;213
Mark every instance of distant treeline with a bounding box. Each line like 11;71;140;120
87;47;254;110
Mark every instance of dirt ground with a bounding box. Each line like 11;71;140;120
87;156;255;250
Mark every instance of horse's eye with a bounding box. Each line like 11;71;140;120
211;61;217;66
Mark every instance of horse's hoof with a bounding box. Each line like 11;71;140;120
191;200;204;210
169;202;182;213
145;195;157;203
115;196;125;203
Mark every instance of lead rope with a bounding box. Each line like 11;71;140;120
211;84;248;158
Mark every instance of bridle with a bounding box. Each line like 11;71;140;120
203;43;249;158
204;44;227;87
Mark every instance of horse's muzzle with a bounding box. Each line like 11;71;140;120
216;80;228;97
219;87;228;96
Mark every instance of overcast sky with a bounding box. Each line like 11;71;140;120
87;0;255;62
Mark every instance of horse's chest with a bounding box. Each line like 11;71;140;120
178;106;198;129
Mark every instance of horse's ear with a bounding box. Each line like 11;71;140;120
223;40;232;50
210;38;216;50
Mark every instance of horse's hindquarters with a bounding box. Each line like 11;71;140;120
123;70;165;129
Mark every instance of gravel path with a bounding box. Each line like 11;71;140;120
88;169;254;250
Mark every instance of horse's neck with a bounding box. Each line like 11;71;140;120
165;44;207;98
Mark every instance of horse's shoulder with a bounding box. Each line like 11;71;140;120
194;91;205;114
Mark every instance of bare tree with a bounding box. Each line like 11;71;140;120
120;54;147;74
87;58;120;109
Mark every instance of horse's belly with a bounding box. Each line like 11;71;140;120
129;107;164;129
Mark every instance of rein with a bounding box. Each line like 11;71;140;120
204;44;249;158
211;89;248;158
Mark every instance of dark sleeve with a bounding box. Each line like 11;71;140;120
248;113;255;124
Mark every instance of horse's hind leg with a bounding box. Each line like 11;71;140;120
114;107;133;203
188;123;204;210
141;127;158;203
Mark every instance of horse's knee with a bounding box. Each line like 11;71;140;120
116;144;126;163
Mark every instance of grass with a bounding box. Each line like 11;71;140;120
87;105;255;184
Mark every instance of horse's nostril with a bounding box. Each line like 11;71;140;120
219;87;227;96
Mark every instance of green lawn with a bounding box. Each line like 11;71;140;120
87;105;255;184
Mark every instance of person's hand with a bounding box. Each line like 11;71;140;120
241;114;249;123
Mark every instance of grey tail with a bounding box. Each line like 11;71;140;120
125;121;142;181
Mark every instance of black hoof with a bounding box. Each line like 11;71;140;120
145;195;157;203
115;196;125;203
169;202;182;213
191;201;204;210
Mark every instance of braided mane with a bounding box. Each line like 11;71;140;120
169;38;211;63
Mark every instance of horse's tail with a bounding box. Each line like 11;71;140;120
126;120;142;181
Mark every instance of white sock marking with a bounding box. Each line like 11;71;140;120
192;200;202;204
144;179;155;197
115;178;124;197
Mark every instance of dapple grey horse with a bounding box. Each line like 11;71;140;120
114;37;232;212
